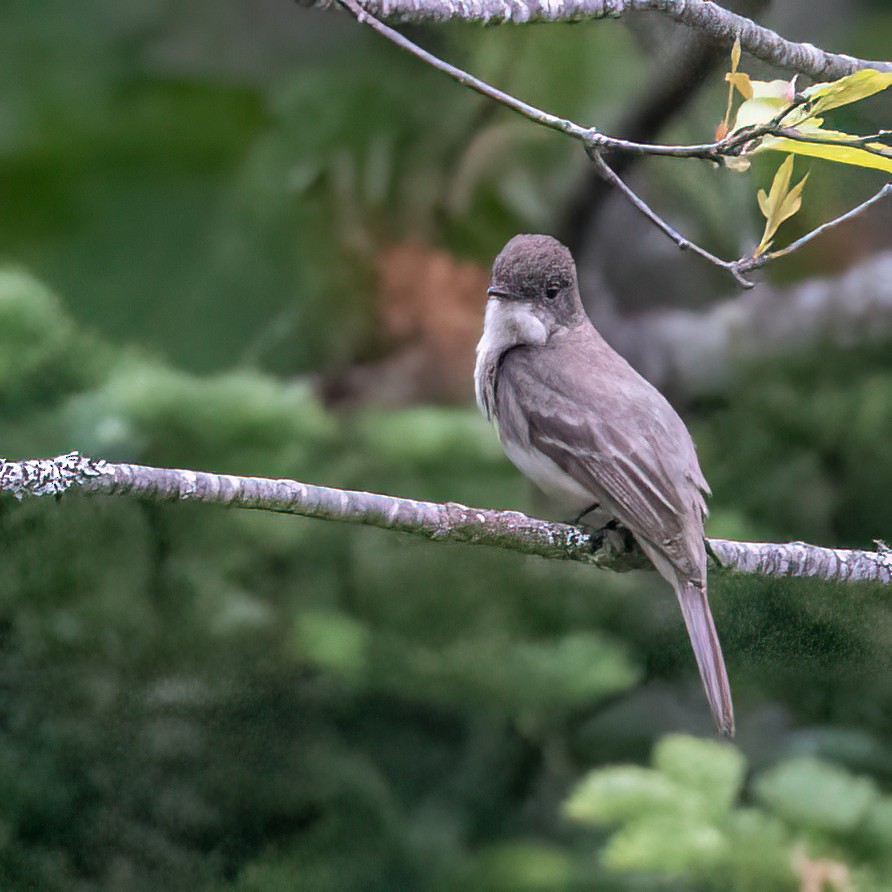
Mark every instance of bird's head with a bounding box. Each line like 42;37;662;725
483;234;584;346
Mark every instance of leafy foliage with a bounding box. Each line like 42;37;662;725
0;269;646;890
726;64;892;174
717;43;891;256
2;267;892;890
565;735;892;890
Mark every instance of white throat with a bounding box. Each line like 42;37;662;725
474;299;548;419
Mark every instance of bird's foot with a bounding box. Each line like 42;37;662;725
580;518;635;555
571;501;601;525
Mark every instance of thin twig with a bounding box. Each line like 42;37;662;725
338;0;591;143
557;0;760;248
775;128;892;160
333;0;890;286
336;0;760;285
855;130;892;145
335;0;779;164
560;250;892;397
586;148;755;288
334;0;885;168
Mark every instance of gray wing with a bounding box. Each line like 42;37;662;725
500;337;733;735
501;343;709;577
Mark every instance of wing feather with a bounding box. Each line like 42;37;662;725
501;344;708;576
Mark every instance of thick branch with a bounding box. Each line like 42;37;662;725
3;453;890;584
303;0;891;80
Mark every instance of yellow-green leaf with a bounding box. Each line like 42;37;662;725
756;156;809;254
756;187;771;219
754;124;892;174
725;71;754;100
722;62;892;175
732;78;798;129
762;154;794;216
778;170;808;221
803;69;892;117
730;36;741;73
719;37;748;140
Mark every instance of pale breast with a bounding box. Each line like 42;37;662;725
499;432;594;513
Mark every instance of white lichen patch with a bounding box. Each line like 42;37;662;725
180;470;199;498
0;451;110;500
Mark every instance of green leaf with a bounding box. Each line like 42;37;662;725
753;757;878;833
563;766;681;824
732;78;797;129
758;125;892;174
602;815;730;874
728;67;892;173
653;735;747;818
735;69;892;131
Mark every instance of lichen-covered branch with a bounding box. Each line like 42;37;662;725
3;453;890;584
302;0;891;80
709;537;892;584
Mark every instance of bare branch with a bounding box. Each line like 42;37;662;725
329;0;891;287
3;453;890;585
586;147;890;288
709;537;892;585
332;0;798;166
306;0;891;80
557;4;757;250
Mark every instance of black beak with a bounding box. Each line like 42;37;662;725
487;287;520;300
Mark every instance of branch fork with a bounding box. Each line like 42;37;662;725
330;0;890;288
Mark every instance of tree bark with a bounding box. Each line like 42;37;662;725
3;453;890;584
299;0;891;79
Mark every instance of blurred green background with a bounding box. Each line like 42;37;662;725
1;1;891;889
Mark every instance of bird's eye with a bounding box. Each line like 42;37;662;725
545;286;560;300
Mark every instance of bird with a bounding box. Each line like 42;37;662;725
474;233;734;736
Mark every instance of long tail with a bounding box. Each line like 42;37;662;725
672;577;735;737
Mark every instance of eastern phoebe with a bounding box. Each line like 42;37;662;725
475;234;734;736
